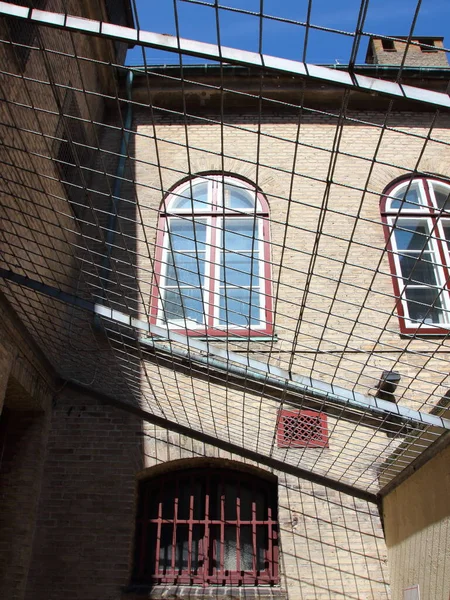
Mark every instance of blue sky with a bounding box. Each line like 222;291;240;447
126;0;450;66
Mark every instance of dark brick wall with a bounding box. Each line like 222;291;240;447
24;389;143;600
0;407;51;600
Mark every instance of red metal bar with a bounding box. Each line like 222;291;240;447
236;480;241;581
154;483;163;579
267;502;273;582
219;479;225;580
138;483;150;577
187;476;194;579
171;481;178;575
203;479;210;585
252;495;257;578
137;469;278;586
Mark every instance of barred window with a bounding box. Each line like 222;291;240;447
133;468;278;586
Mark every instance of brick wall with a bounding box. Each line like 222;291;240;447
367;37;449;67
24;389;143;600
24;391;390;600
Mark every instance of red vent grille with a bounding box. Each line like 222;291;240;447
277;410;328;448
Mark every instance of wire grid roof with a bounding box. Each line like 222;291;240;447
1;0;450;499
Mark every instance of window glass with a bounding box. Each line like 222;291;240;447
223;183;256;210
394;220;430;251
383;179;450;330
390;181;423;210
240;526;253;570
404;288;445;324
156;175;270;334
220;254;259;287
442;221;450;248
219;289;261;327
171;181;211;210
223;218;259;250
165;253;205;287
162;288;204;324
168;219;207;251
159;524;174;571
432;182;450;211
398;254;438;285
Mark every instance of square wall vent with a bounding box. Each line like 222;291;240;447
277;410;328;448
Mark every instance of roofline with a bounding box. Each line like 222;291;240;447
368;35;445;41
125;63;450;76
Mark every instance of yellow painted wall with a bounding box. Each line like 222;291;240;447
383;442;450;600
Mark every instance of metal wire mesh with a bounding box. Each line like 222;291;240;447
1;0;450;498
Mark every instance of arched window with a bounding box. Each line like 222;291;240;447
381;177;450;333
132;468;278;586
151;175;272;336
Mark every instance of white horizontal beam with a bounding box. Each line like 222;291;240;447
0;1;449;109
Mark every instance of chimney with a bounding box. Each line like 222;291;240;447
366;36;449;67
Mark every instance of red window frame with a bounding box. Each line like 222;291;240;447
133;468;279;587
277;409;328;448
380;176;450;335
150;174;273;337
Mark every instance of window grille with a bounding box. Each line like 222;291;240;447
133;468;278;586
277;410;328;448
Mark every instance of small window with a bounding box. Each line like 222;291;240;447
381;39;396;51
381;177;450;334
277;409;328;448
151;175;273;337
132;468;279;586
418;39;438;52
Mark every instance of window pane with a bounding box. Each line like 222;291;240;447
442;222;450;251
209;477;220;520
148;490;159;519
171;182;211;210
223;219;258;250
162;483;175;519
404;288;445;324
169;219;206;251
398;253;438;285
177;478;190;520
159;524;173;571
223;183;256;210
240;526;253;571
390;181;423;209
219;288;261;327
176;525;189;572
240;485;266;521
256;526;268;571
394;221;430;251
224;526;237;571
192;525;204;573
193;480;206;520
166;252;205;287
145;523;157;577
162;289;204;324
224;482;237;520
432;182;450;211
220;253;259;287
